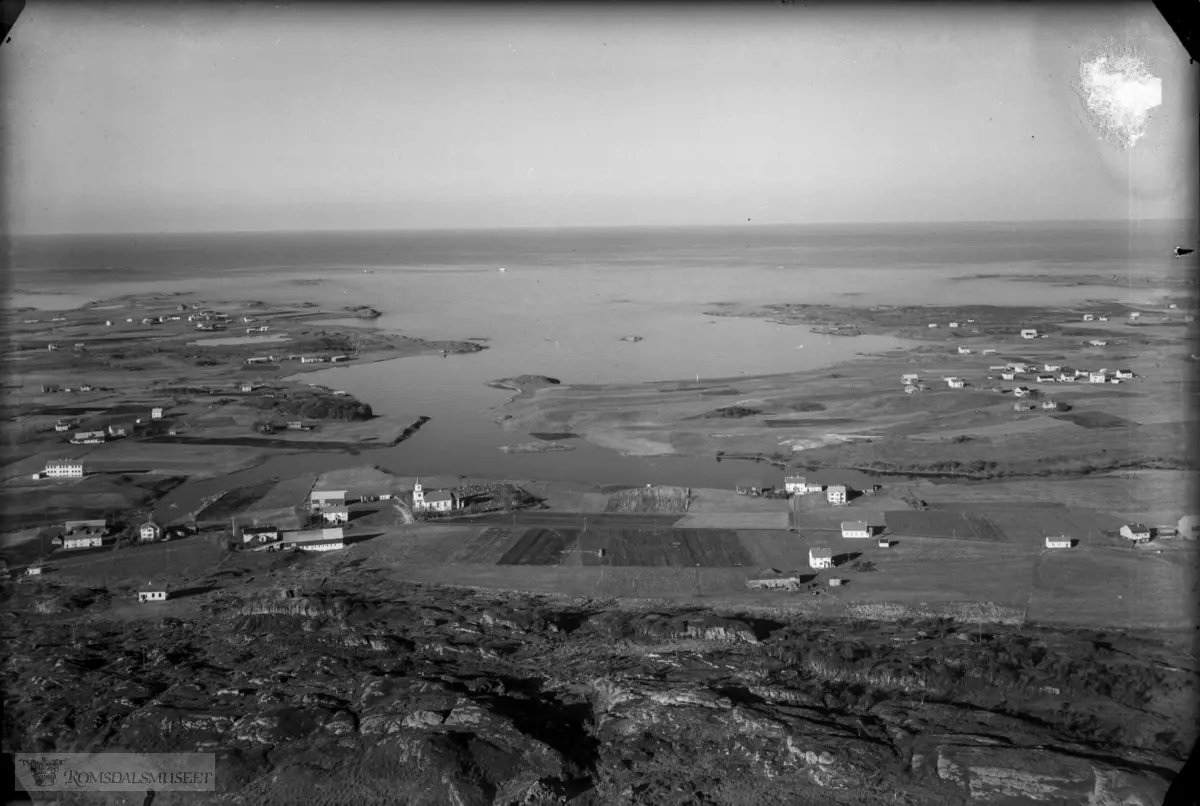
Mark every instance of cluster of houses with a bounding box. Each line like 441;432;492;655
244;354;349;365
42;383;94;394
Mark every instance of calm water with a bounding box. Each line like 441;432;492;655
5;221;1192;514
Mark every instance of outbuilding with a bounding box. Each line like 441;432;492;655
784;476;821;495
956;346;971;355
322;506;350;524
841;521;871;539
1120;524;1152;543
310;490;347;511
1020;329;1038;339
138;587;170;603
283;528;345;552
1045;536;1073;549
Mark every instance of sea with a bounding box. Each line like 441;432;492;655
5;220;1194;515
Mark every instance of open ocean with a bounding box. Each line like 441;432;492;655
4;220;1193;510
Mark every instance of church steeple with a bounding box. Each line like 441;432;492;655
412;477;424;509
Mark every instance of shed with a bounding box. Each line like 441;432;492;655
876;538;890;548
828;578;844;587
283;528;345;552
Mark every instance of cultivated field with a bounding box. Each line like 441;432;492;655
46;535;227;583
686;488;789;514
195;480;276;520
673;511;789;529
497;528;578;566
248;473;318;512
604;485;690;514
884;509;1005;541
575;528;752;568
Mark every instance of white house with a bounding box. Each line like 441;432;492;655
826;485;848;506
1098;316;1109;321
1009;363;1029;372
71;430;106;444
138;587;169;603
1088;372;1107;384
283;528;345;552
841;521;871;539
151;407;164;420
1014;402;1036;412
310;490;347;512
1000;372;1016;381
901;373;920;385
43;460;84;479
949;322;959;328
1114;369;1134;379
1013;387;1032;397
1082;314;1094;321
927;323;939;328
1020;329;1038;339
957;346;971;355
1120;524;1151;543
139;520;161;541
56;534;103;550
26;566;44;577
240;384;256;393
904;384;918;395
784;476;821;495
948;378;965;389
1043;363;1061;372
1058;373;1076;383
1129;312;1141;319
808;547;833;570
1088;340;1108;347
1035;375;1056;383
412;480;458;512
322;506;350;524
1045;536;1073;549
982;349;997;355
1041;400;1059;410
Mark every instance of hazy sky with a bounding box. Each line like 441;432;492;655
2;2;1195;234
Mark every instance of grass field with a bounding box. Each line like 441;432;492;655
604;485;690;514
249;474;317;512
1052;411;1136;429
884;510;1004;541
576;528;752;568
496;528;578;566
976;506;1120;543
687;488;789;514
737;530;809;571
47;535;226;583
195;480;276;520
449;527;521;565
1027;547;1198;629
674;511;789;529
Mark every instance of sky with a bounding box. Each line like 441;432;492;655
2;2;1196;235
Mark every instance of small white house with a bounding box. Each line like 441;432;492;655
151;407;164;420
957;346;971;355
138;588;169;603
901;373;920;385
904;384;918;395
809;547;833;570
784;476;821;495
26;565;44;577
927;323;939;328
877;537;890;548
1088;340;1108;347
825;485;848;506
1009;363;1029;373
322;507;350;524
139;521;161;541
949;322;960;328
1114;369;1134;379
1013;386;1032;397
1043;363;1061;372
1020;329;1038;339
1036;374;1056;383
982;349;997;355
1129;312;1141;319
1045;536;1072;549
1089;372;1107;384
1082;314;1094;321
1058;373;1076;383
841;521;871;539
948;378;965;389
1041;400;1058;410
1098;316;1109;321
1000;372;1016;381
1120;524;1151;543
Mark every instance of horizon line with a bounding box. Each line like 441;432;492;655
7;216;1195;239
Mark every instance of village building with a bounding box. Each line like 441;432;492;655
43;460;84;479
1043;363;1061;372
904;384;918;395
47;343;58;351
105;320;112;326
310;490;347;512
1045;536;1073;549
947;378;965;389
54;534;103;550
106;424;127;438
245;357;270;364
242;526;280;543
53;420;73;432
1120;524;1152;543
1129;312;1140;319
330;355;348;362
412;480;458;513
808;547;834;570
1114;369;1134;379
1058;373;1076;383
949;322;959;328
840;521;872;539
322;506;350;525
283;528;345;552
1041;400;1059;410
1013;402;1036;412
825;485;848;506
1088;340;1108;347
1035;374;1056;383
828;578;843;587
1098;316;1108;321
151;407;164;419
240;384;256;392
74;343;85;351
1000;372;1015;381
1020;329;1038;339
1013;387;1032;397
138;587;169;603
26;565;44;576
1082;314;1094;321
1009;362;1029;372
956;346;971;355
71;430;106;444
784;476;821;495
982;348;997;355
1088;372;1107;384
927;323;938;328
139;520;161;541
900;373;920;385
877;537;890;548
64;519;106;535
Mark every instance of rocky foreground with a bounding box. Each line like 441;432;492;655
2;578;1194;805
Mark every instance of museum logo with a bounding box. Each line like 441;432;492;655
13;753;216;792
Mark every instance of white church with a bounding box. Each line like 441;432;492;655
411;479;459;513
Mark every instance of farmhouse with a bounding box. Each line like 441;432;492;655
1082;314;1094;321
1013;387;1032;397
151;407;164;419
44;384;61;394
1058;373;1076;383
1114;369;1134;379
139;520;161;541
828;578;844;587
825;485;848;506
1013;402;1036;412
904;384;918;395
240;384;257;392
74;342;85;351
310;490;347;512
1088;372;1107;384
1000;372;1016;380
138;587;169;603
1035;374;1056;383
1129;312;1140;319
283;528;345;552
1045;536;1073;549
245;357;270;364
900;373;920;385
784;476;821;495
949;322;959;328
1009;363;1029;372
71;431;106;444
54;534;103;550
808;547;834;570
322;506;350;525
47;343;58;351
947;378;965;388
1098;316;1108;321
1020;329;1038;339
956;346;971;355
982;349;997;355
412;481;458;513
1041;400;1059;410
1088;340;1108;347
841;521;872;539
107;424;127;438
26;566;44;577
927;323;938;328
43;460;84;479
1043;363;1061;372
242;526;281;543
1120;524;1152;543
